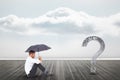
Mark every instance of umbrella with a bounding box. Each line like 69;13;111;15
25;44;51;56
26;44;51;52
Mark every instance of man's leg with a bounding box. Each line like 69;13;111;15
37;63;46;72
28;63;38;77
37;63;53;76
37;63;49;75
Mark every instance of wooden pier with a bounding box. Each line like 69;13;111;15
0;60;120;80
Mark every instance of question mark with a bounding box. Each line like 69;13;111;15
82;36;105;75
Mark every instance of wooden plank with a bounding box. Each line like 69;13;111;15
0;60;120;80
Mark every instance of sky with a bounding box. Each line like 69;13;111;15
0;0;120;59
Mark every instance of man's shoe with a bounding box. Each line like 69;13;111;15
43;70;48;74
46;73;53;76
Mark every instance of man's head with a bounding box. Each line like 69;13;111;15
29;50;35;58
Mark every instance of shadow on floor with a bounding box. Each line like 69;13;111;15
25;73;53;80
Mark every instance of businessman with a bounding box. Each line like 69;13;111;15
25;50;48;78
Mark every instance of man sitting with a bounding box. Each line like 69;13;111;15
25;50;48;78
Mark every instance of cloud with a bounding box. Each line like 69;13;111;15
0;7;120;36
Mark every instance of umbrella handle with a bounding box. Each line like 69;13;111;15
38;52;39;58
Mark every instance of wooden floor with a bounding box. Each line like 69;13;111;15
0;60;120;80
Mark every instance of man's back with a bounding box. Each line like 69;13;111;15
25;56;41;75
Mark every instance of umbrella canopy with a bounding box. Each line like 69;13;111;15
25;44;51;52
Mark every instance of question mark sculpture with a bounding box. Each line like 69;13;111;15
82;36;105;75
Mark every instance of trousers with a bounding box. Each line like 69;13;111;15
28;63;45;77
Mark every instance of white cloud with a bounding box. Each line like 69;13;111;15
0;7;120;36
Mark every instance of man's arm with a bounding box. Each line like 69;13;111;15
31;57;41;64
